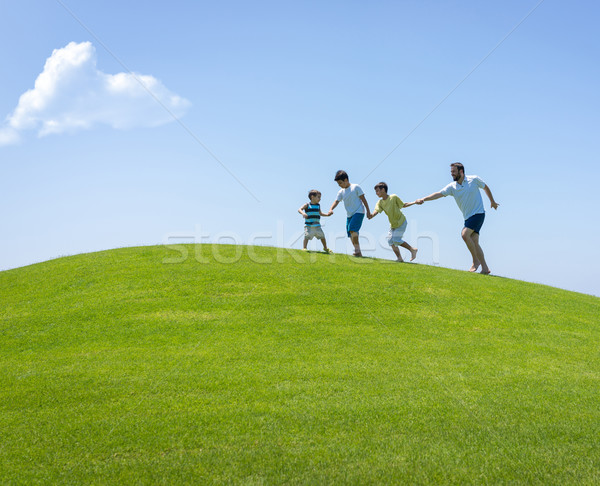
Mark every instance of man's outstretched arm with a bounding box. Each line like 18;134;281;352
416;192;444;204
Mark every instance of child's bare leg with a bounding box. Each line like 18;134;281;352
303;237;309;250
461;228;480;271
321;237;329;251
350;232;361;256
400;242;418;261
391;244;403;262
471;233;490;274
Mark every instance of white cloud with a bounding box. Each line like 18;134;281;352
1;41;190;145
0;126;20;145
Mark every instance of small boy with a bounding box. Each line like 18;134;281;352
328;170;371;257
298;190;333;253
368;182;418;262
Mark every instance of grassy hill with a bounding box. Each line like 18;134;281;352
1;244;599;484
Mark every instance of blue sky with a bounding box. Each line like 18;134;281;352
1;0;599;296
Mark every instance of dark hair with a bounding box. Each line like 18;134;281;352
334;170;349;182
374;182;388;193
450;162;465;174
308;189;321;199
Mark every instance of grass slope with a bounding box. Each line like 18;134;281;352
1;244;599;484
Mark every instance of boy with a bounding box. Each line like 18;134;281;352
298;190;333;253
328;170;371;257
368;182;418;262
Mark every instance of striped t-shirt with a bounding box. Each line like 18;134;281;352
305;203;321;226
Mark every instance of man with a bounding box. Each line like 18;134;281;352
416;163;499;274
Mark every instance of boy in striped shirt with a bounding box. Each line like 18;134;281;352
298;190;333;253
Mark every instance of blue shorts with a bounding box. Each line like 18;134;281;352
346;212;365;236
464;212;485;234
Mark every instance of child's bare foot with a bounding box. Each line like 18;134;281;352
480;267;491;275
353;251;362;257
410;248;418;261
469;262;480;272
396;258;404;263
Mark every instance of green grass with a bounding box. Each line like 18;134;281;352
1;244;599;484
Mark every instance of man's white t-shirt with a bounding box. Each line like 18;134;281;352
336;184;365;217
440;175;486;220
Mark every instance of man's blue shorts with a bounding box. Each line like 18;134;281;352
464;212;485;234
346;212;365;236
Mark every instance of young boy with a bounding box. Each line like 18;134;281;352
298;190;333;253
368;182;418;262
328;170;371;257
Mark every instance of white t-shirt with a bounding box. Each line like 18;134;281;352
440;175;486;220
336;183;365;217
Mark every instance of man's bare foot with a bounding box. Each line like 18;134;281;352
469;262;480;272
410;248;418;261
